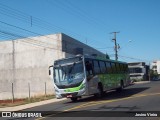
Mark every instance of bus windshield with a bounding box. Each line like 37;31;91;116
54;61;84;88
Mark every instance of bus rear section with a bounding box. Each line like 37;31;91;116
84;57;130;97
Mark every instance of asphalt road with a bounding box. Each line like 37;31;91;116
7;81;160;120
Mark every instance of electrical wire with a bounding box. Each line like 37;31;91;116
0;2;150;63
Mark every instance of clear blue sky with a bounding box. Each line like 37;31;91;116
0;0;160;64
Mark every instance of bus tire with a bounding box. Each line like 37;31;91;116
94;83;104;98
116;80;124;92
70;97;78;102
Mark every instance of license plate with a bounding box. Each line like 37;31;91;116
67;95;72;98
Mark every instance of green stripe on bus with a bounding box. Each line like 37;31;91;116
64;83;84;92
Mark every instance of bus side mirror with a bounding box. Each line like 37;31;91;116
49;69;51;75
49;65;53;75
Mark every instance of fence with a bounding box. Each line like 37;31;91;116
0;82;54;102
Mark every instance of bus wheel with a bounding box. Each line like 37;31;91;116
116;80;124;92
70;97;78;102
94;83;104;98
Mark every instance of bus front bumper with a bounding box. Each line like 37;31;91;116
55;88;86;99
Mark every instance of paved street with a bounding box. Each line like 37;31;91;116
19;81;160;120
2;81;160;120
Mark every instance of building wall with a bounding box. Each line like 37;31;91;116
157;61;160;74
61;33;104;57
128;62;149;81
152;61;160;74
0;34;64;100
0;33;105;100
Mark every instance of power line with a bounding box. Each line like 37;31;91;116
45;0;111;45
0;25;150;63
0;2;144;63
0;26;101;54
0;30;60;50
0;3;31;23
118;55;151;63
96;47;113;49
47;0;109;33
0;3;86;43
63;0;107;29
0;2;106;46
0;20;56;40
0;0;117;48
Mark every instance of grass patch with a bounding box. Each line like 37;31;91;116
0;94;55;108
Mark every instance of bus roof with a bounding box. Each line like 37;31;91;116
83;55;127;64
54;54;127;64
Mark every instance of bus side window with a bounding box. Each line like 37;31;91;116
116;63;120;74
106;62;112;73
99;61;106;74
120;63;124;73
111;62;116;73
93;60;100;74
124;64;129;73
85;60;94;76
123;64;126;73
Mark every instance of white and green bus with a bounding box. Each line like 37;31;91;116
49;54;130;101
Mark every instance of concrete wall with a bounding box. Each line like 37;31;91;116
0;33;105;100
152;61;160;74
0;34;65;100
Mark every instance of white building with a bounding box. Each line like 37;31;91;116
128;62;149;81
151;60;160;74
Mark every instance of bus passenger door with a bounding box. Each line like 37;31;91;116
85;60;98;94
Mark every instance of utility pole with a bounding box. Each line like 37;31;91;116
111;32;120;61
149;62;151;81
86;38;88;45
30;16;32;27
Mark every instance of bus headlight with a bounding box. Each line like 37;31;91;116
54;87;59;93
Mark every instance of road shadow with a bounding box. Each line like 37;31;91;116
64;86;150;104
88;105;140;111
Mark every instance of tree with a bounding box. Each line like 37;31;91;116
150;69;158;80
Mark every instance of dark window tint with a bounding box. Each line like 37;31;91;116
129;68;142;73
119;63;124;73
116;63;120;73
85;60;94;76
124;64;129;73
111;62;116;73
93;60;100;74
99;61;106;73
106;62;112;73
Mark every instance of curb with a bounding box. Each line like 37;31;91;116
0;98;66;111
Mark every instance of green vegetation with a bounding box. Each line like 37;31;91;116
150;70;159;80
